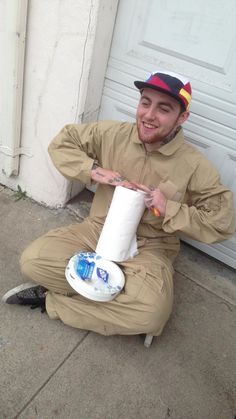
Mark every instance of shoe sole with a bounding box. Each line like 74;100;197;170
1;282;39;304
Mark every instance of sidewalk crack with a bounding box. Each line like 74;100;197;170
13;331;90;418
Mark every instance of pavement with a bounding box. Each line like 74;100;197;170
0;185;235;419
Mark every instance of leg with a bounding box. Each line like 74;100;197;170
20;227;177;337
3;219;101;311
20;219;102;295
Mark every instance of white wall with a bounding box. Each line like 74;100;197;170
0;0;118;207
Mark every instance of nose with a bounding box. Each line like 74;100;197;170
144;105;156;121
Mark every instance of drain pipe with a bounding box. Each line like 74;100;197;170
1;0;28;177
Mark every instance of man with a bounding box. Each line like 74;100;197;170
2;71;235;337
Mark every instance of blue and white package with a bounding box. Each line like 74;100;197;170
76;258;95;280
97;267;109;283
65;252;125;302
75;252;109;282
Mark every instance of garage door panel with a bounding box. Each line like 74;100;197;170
109;0;236;125
185;116;236;148
111;0;236;87
141;1;236;71
99;87;136;122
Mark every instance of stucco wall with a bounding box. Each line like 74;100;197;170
0;0;118;206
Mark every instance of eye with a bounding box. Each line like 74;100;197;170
140;97;151;107
159;107;170;113
140;100;149;107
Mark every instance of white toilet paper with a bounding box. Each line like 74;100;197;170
95;186;146;262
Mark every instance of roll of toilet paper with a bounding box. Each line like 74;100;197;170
95;186;146;262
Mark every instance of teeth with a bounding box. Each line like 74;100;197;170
144;123;155;128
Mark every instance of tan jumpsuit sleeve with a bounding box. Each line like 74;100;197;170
162;158;235;243
48;123;102;185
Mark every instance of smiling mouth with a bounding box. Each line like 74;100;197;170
143;122;157;129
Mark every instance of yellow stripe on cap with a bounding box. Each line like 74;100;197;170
179;88;191;108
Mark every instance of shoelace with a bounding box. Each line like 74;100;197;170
30;302;46;313
27;288;46;313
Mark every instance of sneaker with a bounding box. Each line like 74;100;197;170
2;283;47;312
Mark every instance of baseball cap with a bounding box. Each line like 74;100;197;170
134;70;192;111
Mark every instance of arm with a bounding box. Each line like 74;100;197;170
90;164;139;189
162;161;235;243
48;123;99;185
48;122;139;189
144;160;235;244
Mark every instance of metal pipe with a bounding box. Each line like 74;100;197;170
1;0;28;176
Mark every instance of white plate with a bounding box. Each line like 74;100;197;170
65;253;125;302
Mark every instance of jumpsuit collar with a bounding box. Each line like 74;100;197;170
132;124;184;156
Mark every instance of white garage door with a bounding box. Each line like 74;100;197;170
98;0;236;269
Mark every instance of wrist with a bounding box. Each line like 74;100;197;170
92;163;99;171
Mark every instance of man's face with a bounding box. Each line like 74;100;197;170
136;88;189;148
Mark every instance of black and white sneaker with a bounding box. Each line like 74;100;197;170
2;283;47;312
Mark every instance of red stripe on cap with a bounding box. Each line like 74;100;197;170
149;75;172;92
180;97;188;108
184;82;192;95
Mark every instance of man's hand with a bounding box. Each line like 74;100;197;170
144;187;167;217
91;166;138;190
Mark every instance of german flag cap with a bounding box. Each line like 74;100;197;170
134;70;192;111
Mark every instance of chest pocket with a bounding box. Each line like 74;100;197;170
159;180;183;202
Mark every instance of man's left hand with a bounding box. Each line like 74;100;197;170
144;187;167;217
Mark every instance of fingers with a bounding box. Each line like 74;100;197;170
144;189;164;217
130;182;151;193
108;178;151;191
91;168;159;200
144;195;153;208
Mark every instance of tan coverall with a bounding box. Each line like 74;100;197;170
20;121;235;336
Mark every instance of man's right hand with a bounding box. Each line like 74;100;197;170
91;166;138;190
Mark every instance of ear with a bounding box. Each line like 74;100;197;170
177;111;190;126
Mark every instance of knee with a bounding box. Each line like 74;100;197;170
142;298;173;336
20;244;39;282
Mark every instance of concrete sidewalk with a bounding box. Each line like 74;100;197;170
0;186;235;419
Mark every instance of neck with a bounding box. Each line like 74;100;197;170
162;126;180;144
144;126;180;152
